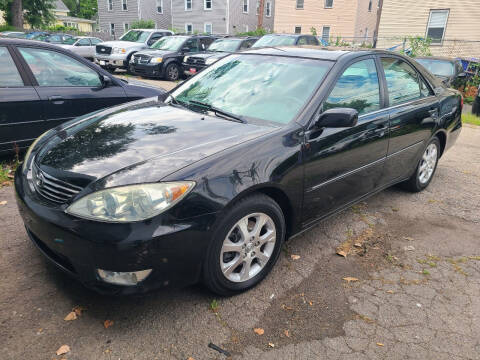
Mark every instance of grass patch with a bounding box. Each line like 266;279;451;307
0;160;20;186
462;113;480;126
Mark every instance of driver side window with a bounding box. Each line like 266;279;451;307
324;59;381;115
184;39;199;52
19;47;101;87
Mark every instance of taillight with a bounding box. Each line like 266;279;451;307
460;96;464;112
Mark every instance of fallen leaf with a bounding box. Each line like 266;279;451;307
36;328;43;335
7;173;14;179
73;305;86;316
403;236;414;241
354;242;362;248
290;254;301;260
376;342;384;347
336;250;347;258
342;277;359;283
308;301;314;306
404;246;415;251
0;201;7;206
56;345;70;355
103;319;114;329
281;304;293;310
64;311;77;321
268;342;275;348
283;329;290;337
253;328;264;335
187;357;195;360
386;290;394;294
104;349;111;354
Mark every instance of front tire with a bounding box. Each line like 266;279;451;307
400;137;440;192
203;194;286;296
165;63;181;81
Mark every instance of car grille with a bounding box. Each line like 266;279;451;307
32;163;83;204
187;57;206;65
133;54;151;64
96;45;112;55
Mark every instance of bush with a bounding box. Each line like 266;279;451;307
130;19;155;29
235;27;270;37
0;25;17;32
403;36;432;57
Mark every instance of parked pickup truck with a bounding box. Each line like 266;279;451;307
94;29;173;72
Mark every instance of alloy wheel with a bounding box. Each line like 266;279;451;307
418;143;438;184
168;65;179;80
220;213;276;283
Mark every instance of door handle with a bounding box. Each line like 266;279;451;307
48;95;65;104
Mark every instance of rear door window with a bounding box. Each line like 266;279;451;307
324;59;381;115
0;47;24;87
184;38;200;52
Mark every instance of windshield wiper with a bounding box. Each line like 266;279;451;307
188;100;246;123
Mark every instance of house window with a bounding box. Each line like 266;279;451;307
204;23;212;34
122;0;127;10
296;0;303;9
294;26;301;34
107;0;113;11
265;0;271;16
156;0;163;13
368;0;372;11
204;0;211;10
110;23;115;36
322;26;330;41
324;0;333;8
243;0;248;13
185;23;193;34
124;23;129;32
426;9;449;44
256;0;260;15
185;0;192;11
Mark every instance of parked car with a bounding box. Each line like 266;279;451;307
58;36;104;59
0;38;167;155
251;33;320;48
129;35;217;81
182;37;258;76
44;33;74;44
25;31;50;40
94;29;173;72
415;56;466;87
15;47;462;295
1;31;26;38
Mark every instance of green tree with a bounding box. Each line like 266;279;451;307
1;0;55;28
130;19;155;29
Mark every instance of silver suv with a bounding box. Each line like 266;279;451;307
94;29;173;71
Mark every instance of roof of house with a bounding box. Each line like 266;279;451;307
55;0;70;12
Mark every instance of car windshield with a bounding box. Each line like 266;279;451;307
208;39;242;52
415;59;455;77
120;30;151;43
170;54;331;125
252;35;296;48
62;37;78;45
150;36;186;51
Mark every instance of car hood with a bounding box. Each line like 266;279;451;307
35;98;274;188
189;52;228;60
135;49;177;57
98;40;144;49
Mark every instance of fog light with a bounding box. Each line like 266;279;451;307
97;269;152;286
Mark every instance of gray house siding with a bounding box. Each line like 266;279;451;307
172;0;228;34
228;0;274;34
97;0;171;38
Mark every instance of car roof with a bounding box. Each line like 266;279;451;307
129;28;172;32
261;33;312;38
0;38;74;49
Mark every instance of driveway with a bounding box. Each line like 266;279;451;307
1;125;479;360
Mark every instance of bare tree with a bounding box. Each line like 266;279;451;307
10;0;23;29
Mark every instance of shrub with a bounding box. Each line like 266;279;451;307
235;27;270;37
130;19;155;29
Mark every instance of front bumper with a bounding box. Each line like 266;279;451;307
129;62;164;78
94;54;128;69
14;168;217;295
182;63;207;76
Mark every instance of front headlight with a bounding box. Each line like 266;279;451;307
113;47;127;54
66;182;195;222
205;57;217;65
150;57;163;63
183;56;189;63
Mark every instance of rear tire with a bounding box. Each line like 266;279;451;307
400;137;440;192
203;194;285;296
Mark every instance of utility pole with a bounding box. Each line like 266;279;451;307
257;0;264;29
10;0;23;29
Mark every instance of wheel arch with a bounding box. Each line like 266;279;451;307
433;129;447;157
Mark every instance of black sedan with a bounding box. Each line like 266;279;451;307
251;33;320;48
415;56;466;87
0;38;167;155
182;37;258;76
15;47;462;296
129;35;217;81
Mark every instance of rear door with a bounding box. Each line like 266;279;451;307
15;46;127;129
74;38;93;58
379;56;439;183
0;45;44;154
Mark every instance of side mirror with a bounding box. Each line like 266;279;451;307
316;108;358;128
99;75;112;88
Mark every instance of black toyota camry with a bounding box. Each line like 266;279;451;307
15;47;462;295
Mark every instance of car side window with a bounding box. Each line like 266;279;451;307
240;40;252;50
147;33;163;46
297;37;308;45
77;38;90;46
307;36;319;45
19;47;101;87
381;57;427;106
184;39;199;52
0;47;24;87
91;38;103;45
324;59;381;115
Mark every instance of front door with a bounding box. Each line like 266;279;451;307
302;57;389;226
15;46;127;128
0;46;44;154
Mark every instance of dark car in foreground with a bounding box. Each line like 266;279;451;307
16;47;462;296
415;56;466;87
251;33;320;48
182;37;258;76
129;35;217;81
0;38;167;154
